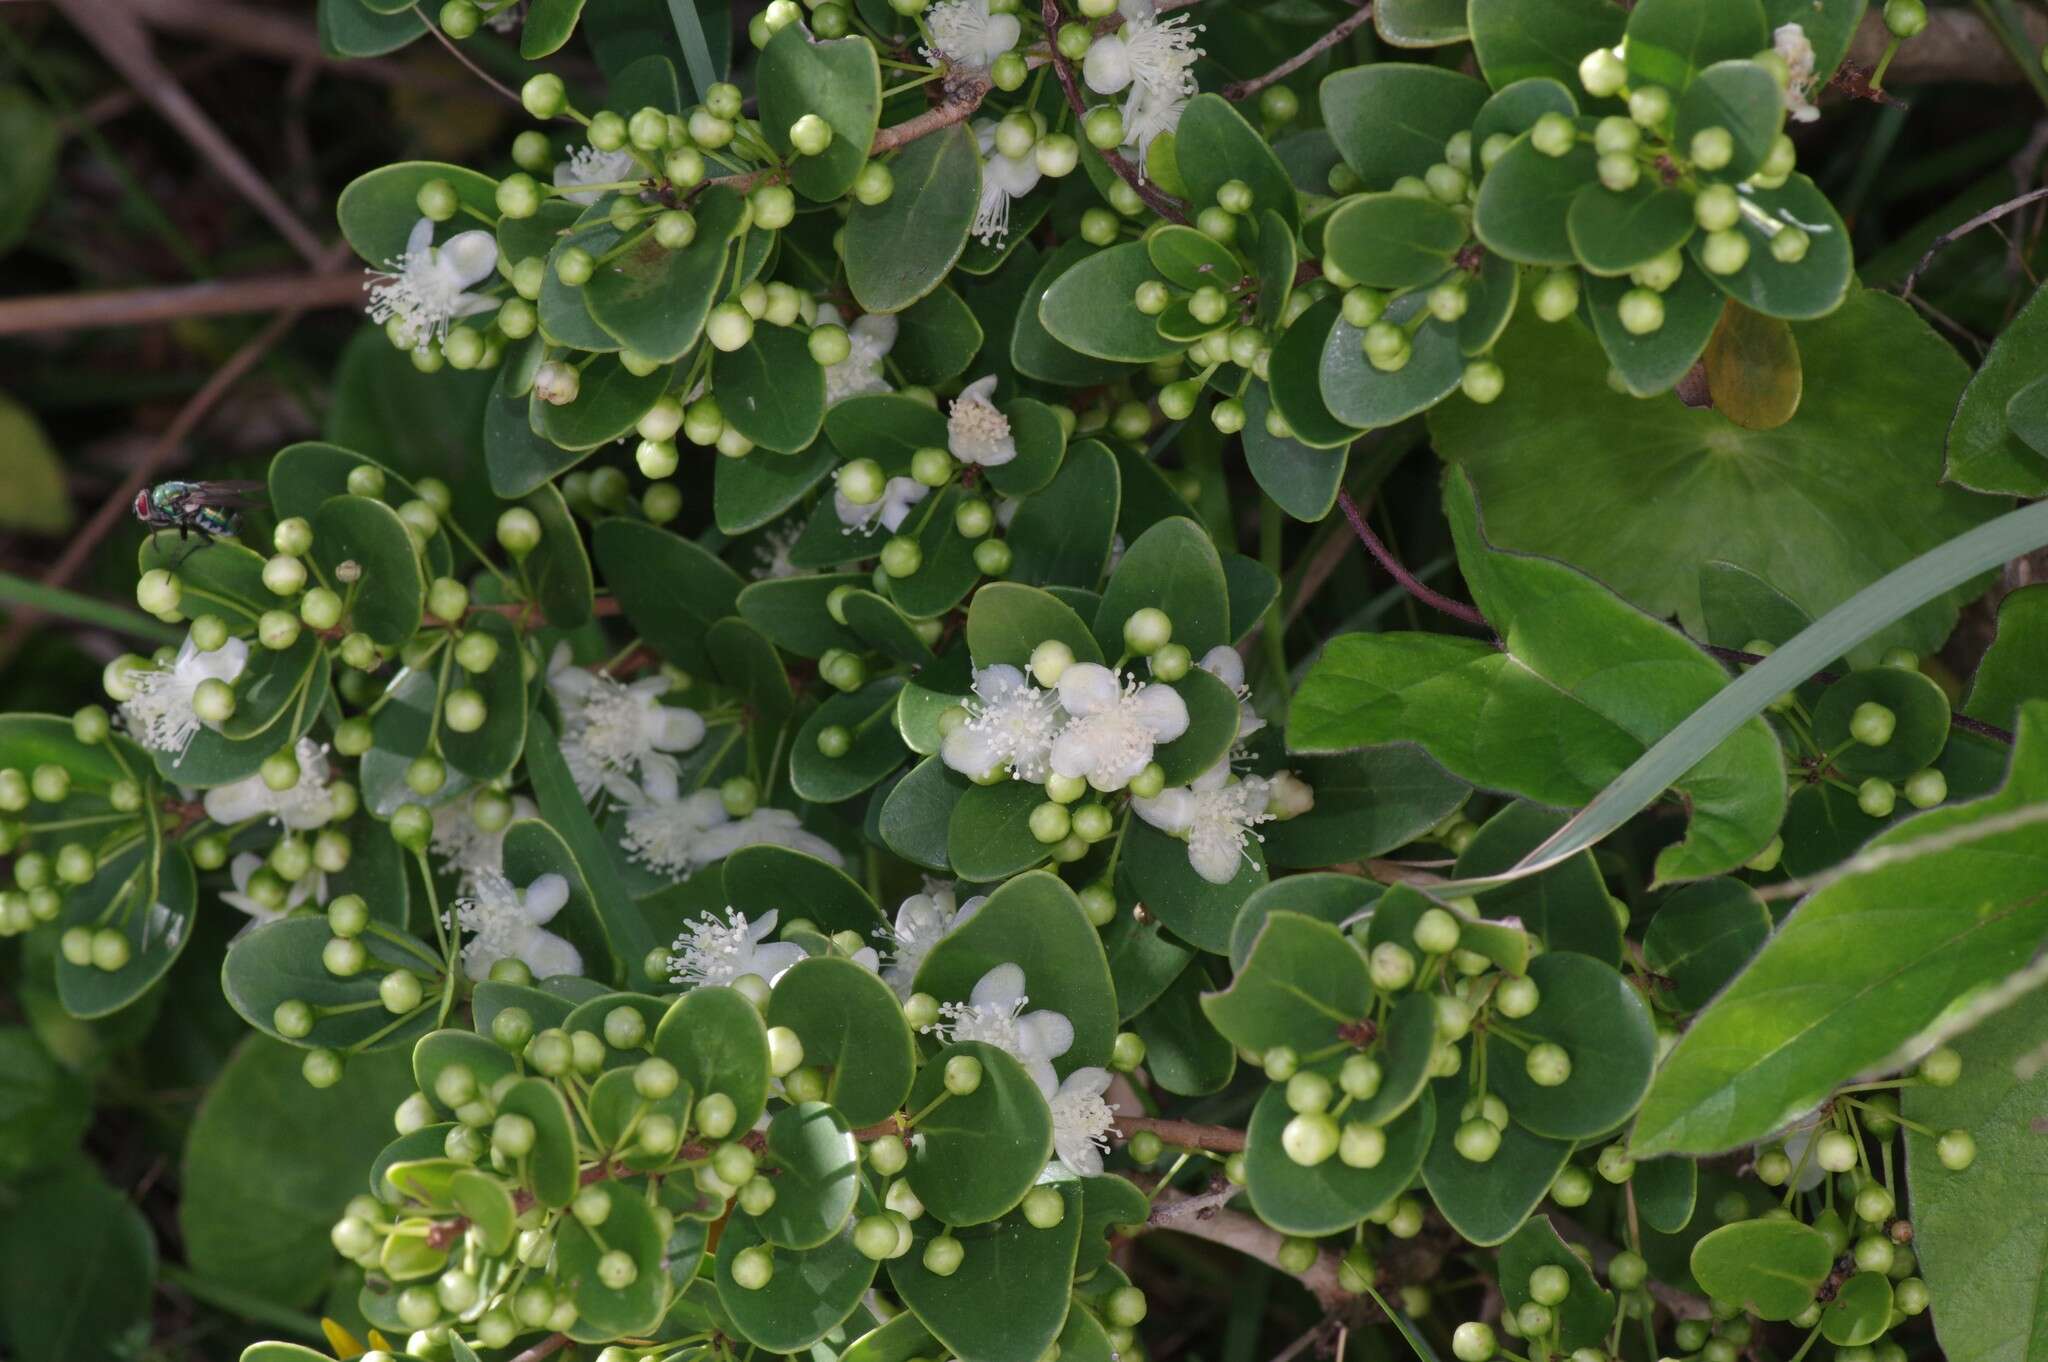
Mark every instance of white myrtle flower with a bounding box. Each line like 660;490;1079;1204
923;0;1021;72
431;794;538;895
1118;0;1154;17
1265;770;1315;819
621;785;846;879
940;664;1067;783
930;962;1074;1097
1084;13;1202;99
835;475;928;534
878;882;985;998
1049;663;1190;791
217;851;312;930
703;807;846;867
816;302;897;406
1049;1067;1119;1177
971;119;1043;247
553;145;640;204
1122;83;1189;166
120;635;249;759
947;373;1017;467
670;907;808;989
453;869;583;981
752;521;803;580
1133;760;1272;884
1198;644;1265;745
1774;23;1821;124
546;643;707;803
364;216;499;353
202;737;337;831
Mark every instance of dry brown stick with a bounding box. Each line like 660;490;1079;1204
0;243;356;663
412;1;527;108
871;75;992;154
1117;1114;1249;1152
505;1333;570;1362
58;0;327;264
1039;0;1190;223
1221;3;1374;101
1900;186;2048;298
1145;1185;1350;1308
0;272;366;336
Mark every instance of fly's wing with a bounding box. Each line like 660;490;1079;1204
174;480;269;511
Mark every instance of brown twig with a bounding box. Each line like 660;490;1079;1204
0;241;357;664
1221;3;1374;102
1144;1184;1350;1308
0;272;367;336
872;75;992;153
57;0;328;264
412;2;528;108
1899;186;2048;299
506;1333;570;1362
1335;490;1486;628
1117;1114;1248;1152
1039;0;1190;224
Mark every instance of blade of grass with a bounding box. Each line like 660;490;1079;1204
0;571;180;644
665;0;720;103
1438;497;2048;893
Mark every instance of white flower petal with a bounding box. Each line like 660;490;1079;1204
522;873;570;923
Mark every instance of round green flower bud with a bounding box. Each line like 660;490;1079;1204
973;538;1012;577
379;970;424;1014
1885;0;1928;37
1339;1121;1386;1169
731;1243;775;1289
1516;1301;1555;1338
323;935;367;978
1079;882;1117;927
1525;1041;1572;1087
1453;1322;1497;1362
1920;1045;1963;1085
852;160;895;205
1461;360;1506;405
1281;1111;1339;1166
302;1047;344;1088
1369;941;1417;992
1286;1069;1333;1114
1850;701;1898;747
1617;287;1666;336
922;1234;965;1277
1690;125;1736;172
1595;1142;1635;1183
1936;1127;1976;1170
1701;229;1751;276
1858;777;1897;819
1454;1116;1502;1162
944;1053;983;1095
1550;1165;1593;1207
853;1213;900;1260
1528;1264;1571;1306
1532;110;1579;157
1021;1185;1066;1229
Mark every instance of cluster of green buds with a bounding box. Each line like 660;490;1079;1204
0;709;136;949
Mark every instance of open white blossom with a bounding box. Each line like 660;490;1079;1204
453;870;582;981
120;636;249;759
1049;663;1189;791
1122;84;1189;165
1083;13;1202;99
816;302;897;406
670;907;807;989
1049;1067;1119;1177
547;643;707;803
878;882;985;998
752;521;803;581
1774;23;1821;123
940;664;1067;783
621;785;845;878
217;851;312;930
947;374;1017;467
203;737;337;830
923;0;1020;72
971;119;1044;246
1198;644;1265;745
553;145;640;204
364;217;499;353
835;475;929;534
432;794;538;895
930;962;1074;1097
1134;760;1272;884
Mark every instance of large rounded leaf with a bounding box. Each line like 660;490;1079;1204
1245;1081;1434;1236
714;1199;879;1353
1689;1219;1832;1320
1432;289;2000;661
653;985;773;1135
766;957;916;1127
1420;1067;1572;1246
750;1101;861;1251
888;1181;1083;1362
1488;952;1657;1139
903;1041;1054;1227
556;1180;668;1339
